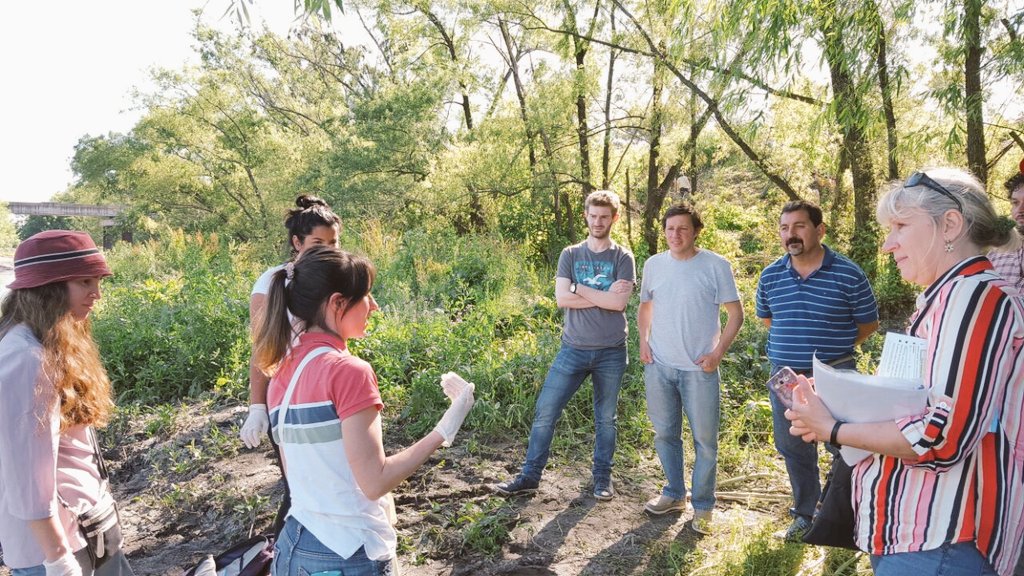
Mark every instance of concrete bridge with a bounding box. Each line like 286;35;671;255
7;201;123;219
6;202;131;247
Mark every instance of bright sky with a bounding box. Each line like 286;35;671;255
0;3;1020;205
0;1;303;204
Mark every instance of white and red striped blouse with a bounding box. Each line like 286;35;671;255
852;256;1024;575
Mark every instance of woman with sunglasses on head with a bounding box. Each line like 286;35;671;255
240;194;340;533
253;246;474;575
0;231;134;576
787;167;1024;576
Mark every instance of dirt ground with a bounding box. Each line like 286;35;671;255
1;403;794;576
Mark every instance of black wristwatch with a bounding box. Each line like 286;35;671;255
569;282;578;294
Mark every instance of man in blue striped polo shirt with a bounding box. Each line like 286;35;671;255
756;200;878;542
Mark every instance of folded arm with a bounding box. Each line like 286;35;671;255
555;277;631;311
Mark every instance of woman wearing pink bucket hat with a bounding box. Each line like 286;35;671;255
0;231;134;576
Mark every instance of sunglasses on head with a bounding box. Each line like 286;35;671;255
904;172;963;212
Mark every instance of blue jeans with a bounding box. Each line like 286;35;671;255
11;547;120;575
272;517;392;576
870;542;996;576
520;343;627;483
770;361;854;520
644;363;720;511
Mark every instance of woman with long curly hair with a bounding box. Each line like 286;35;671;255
0;231;133;576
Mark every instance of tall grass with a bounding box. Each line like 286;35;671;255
93;229;258;403
90;219;791;462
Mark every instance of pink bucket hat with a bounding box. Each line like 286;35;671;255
7;230;112;290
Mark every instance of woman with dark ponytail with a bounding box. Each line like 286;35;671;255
240;195;340;533
253;246;474;575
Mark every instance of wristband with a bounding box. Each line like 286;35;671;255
830;420;844;447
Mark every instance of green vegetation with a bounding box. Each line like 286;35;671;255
92;230;258;403
24;0;1022;572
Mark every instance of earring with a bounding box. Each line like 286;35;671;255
944;240;954;253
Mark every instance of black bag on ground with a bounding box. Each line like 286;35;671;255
183;534;274;576
802;453;858;550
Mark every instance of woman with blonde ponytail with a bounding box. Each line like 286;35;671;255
0;231;133;576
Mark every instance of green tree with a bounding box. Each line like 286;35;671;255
0;203;19;251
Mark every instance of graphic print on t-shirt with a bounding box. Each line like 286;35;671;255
575;260;614;291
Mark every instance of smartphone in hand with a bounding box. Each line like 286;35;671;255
767;366;799;409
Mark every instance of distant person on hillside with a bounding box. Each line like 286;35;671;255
987;158;1024;291
0;231;135;576
755;199;878;542
494;190;635;501
253;245;475;574
638;203;743;535
787;168;1024;576
239;194;340;534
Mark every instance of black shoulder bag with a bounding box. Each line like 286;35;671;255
801;453;858;549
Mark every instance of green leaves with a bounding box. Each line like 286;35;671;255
92;230;256;403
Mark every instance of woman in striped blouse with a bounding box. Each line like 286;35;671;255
787;167;1024;576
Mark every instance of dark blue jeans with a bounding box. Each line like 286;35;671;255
520;343;628;484
770;360;854;520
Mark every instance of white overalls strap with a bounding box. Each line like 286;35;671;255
277;346;335;443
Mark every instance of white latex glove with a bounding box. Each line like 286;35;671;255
44;552;82;576
240;404;269;449
440;371;472;400
433;382;475;447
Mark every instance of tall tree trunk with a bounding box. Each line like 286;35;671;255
643;56;668;256
499;18;563;244
964;0;987;184
867;0;899;180
625;168;634;253
689;79;699;194
420;7;474;131
829;147;850;234
819;2;878;278
563;0;594;196
498;19;537;171
601;6;617;189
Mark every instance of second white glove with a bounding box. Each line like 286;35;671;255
440;371;472;400
240;404;269;449
43;552;82;576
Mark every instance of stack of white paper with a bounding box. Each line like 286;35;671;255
812;332;929;465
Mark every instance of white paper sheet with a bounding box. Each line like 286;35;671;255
877;332;928;380
812;354;928;465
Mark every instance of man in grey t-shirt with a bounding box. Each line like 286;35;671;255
638;203;743;535
495;190;635;501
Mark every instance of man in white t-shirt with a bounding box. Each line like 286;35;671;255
638;203;743;535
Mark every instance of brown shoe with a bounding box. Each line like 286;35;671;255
644;494;686;515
